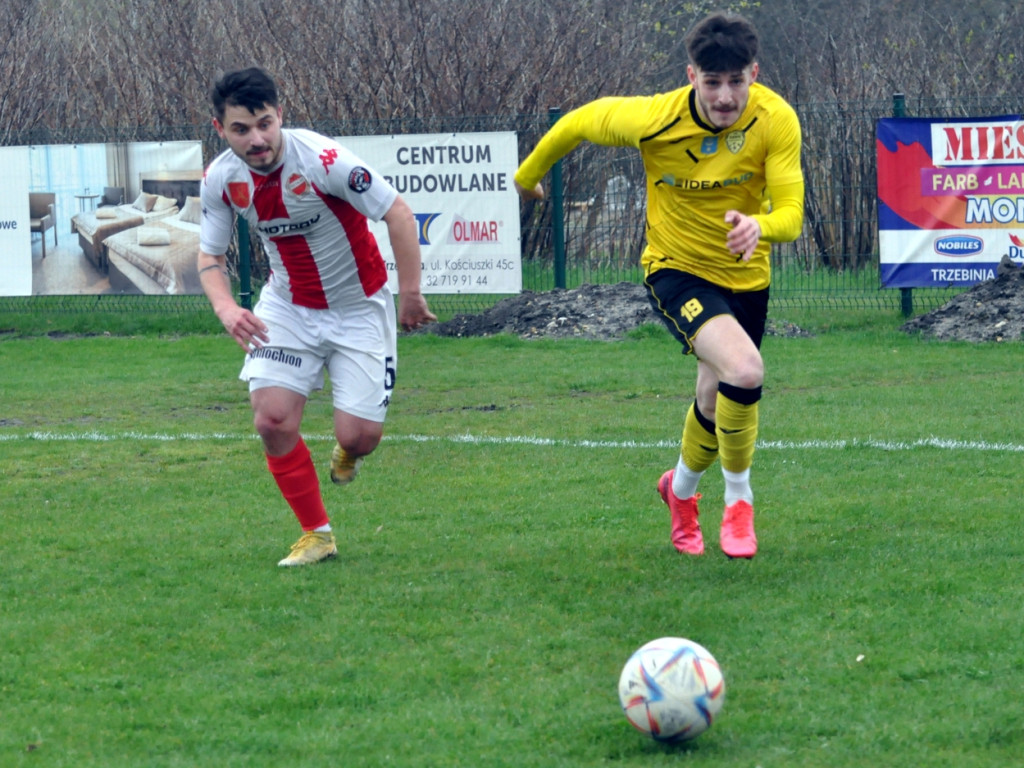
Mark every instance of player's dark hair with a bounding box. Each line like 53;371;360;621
685;13;759;73
210;67;279;121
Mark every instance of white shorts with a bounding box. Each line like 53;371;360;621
240;287;398;422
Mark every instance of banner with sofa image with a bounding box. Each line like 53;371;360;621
0;140;204;297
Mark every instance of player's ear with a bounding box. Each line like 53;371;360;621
686;64;697;86
212;117;225;137
749;62;759;82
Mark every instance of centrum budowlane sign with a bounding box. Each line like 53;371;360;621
339;132;522;294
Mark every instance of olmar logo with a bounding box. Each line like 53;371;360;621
448;215;500;244
414;213;441;245
934;234;983;257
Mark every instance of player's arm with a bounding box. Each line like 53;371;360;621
197;178;269;352
514;97;649;200
382;195;436;332
198;248;269;352
726;181;804;261
727;108;805;260
753;105;805;243
752;180;804;242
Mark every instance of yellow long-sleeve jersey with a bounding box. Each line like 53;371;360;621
516;82;804;291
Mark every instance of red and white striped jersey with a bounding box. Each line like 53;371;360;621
200;128;398;309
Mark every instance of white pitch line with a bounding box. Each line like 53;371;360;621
1;431;1023;453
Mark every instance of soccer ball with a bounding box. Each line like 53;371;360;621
617;637;725;742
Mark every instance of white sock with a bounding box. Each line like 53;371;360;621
314;523;332;533
722;468;752;506
672;456;704;500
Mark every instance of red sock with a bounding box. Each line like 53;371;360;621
266;438;329;531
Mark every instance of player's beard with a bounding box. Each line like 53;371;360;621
697;95;742;129
241;137;282;172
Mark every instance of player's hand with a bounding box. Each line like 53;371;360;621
515;179;545;200
725;210;761;262
398;291;437;332
218;304;270;352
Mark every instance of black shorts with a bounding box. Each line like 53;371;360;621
644;269;770;355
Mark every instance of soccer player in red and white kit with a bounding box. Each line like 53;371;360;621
198;68;435;566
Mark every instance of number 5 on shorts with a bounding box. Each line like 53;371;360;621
384;356;396;392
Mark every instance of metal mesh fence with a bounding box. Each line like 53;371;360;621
7;97;1020;320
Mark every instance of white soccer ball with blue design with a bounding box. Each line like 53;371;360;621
617;637;725;742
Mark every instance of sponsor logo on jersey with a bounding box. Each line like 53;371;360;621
287;173;309;196
933;234;983;257
257;214;321;236
658;172;754;190
319;147;338;173
229;182;251;208
414;213;441;245
349;167;373;193
701;137;719;155
726;130;745;154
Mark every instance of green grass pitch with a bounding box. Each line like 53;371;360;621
2;320;1022;767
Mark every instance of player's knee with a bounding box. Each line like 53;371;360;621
725;352;764;391
696;392;717;423
337;428;382;458
253;409;299;442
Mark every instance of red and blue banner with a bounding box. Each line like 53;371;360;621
876;115;1024;287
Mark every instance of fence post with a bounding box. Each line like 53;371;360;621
237;215;252;310
892;93;914;318
548;107;566;290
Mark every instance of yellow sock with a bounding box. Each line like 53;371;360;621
672;401;717;499
715;384;760;474
681;400;718;472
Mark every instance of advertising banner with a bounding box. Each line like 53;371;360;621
1;141;204;297
0;147;33;296
340;132;522;294
877;115;1024;288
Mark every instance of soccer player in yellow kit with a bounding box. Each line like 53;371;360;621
515;13;803;558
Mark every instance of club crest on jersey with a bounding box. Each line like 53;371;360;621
349;167;372;193
726;130;746;154
228;182;251;208
287;172;309;197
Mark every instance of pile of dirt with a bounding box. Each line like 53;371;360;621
418;258;1024;343
422;281;813;341
901;256;1024;342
